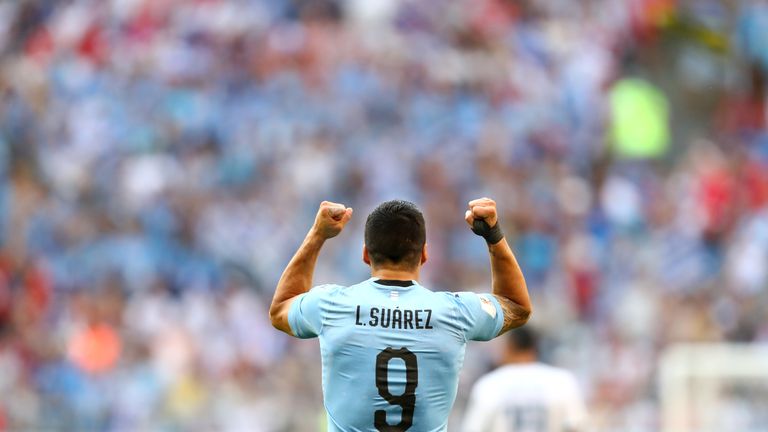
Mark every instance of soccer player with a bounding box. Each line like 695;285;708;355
461;327;587;432
269;198;532;432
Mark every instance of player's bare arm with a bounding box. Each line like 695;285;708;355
269;201;353;335
465;197;532;334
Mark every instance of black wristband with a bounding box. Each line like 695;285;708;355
471;219;504;245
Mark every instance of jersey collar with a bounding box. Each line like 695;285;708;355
369;277;419;288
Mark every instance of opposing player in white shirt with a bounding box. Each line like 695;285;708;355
462;327;587;432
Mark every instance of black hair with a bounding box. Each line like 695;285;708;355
364;200;426;269
507;326;538;353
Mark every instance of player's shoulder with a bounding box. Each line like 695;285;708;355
472;366;509;394
530;364;583;398
436;290;491;303
440;291;499;317
303;283;347;302
309;283;346;294
308;279;395;297
426;290;478;309
538;363;578;378
523;363;580;385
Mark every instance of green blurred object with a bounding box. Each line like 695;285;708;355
609;78;671;159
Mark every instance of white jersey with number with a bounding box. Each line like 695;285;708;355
462;362;587;432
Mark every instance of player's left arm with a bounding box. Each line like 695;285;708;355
492;290;533;335
269;201;353;335
465;197;532;335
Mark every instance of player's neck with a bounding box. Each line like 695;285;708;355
503;351;537;365
371;267;420;282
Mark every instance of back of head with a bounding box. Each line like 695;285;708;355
506;326;538;356
364;200;426;269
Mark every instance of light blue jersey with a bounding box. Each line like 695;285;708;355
288;277;505;432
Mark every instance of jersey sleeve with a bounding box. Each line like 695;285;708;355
287;284;338;339
452;292;504;341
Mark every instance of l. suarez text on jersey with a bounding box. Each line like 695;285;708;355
355;306;433;330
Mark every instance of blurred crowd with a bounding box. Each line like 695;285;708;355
0;0;767;430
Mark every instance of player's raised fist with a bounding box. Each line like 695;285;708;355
312;201;353;239
465;197;504;244
465;197;498;228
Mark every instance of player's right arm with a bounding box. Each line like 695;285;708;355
269;201;353;336
465;197;531;335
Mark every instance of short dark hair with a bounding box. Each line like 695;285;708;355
507;326;538;353
364;200;426;269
